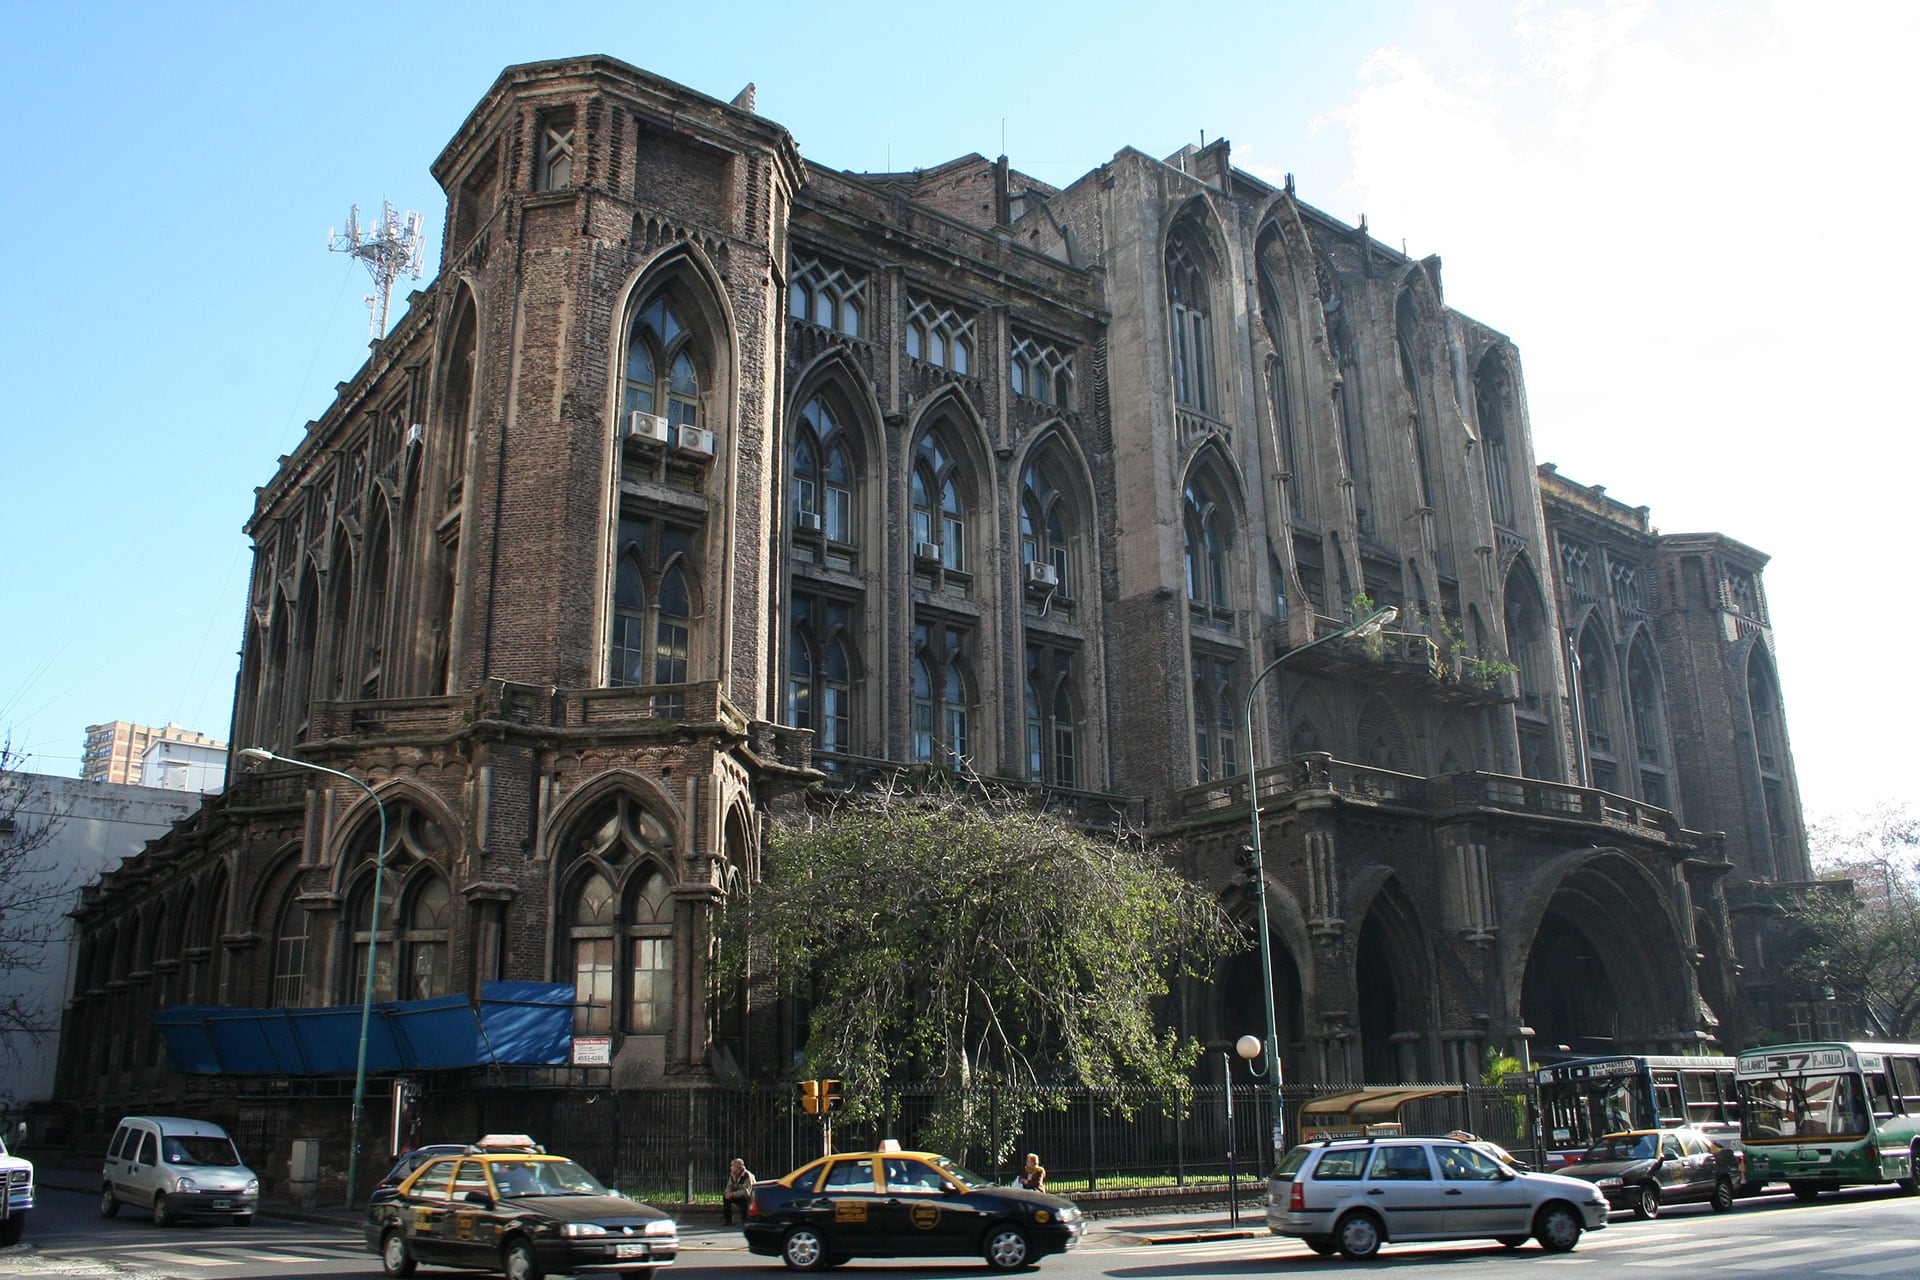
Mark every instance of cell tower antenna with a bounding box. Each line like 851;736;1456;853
327;200;427;339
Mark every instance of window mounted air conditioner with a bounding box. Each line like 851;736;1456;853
796;511;824;534
1024;561;1060;589
675;425;715;457
914;540;943;565
625;411;671;446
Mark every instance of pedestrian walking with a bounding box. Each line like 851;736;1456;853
723;1156;755;1225
1016;1152;1047;1191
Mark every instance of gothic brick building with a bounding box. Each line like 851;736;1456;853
59;56;1812;1124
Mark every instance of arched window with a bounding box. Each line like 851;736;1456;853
789;595;856;760
1577;625;1616;783
1504;568;1555;781
1396;292;1435;510
793;395;857;545
1266;357;1301;516
348;866;402;1003
361;508;391;697
401;874;452;1000
1475;354;1516;528
905;295;973;374
626;870;674;1033
1010;332;1074;407
621;293;702;431
568;869;617;1035
911;429;969;573
789;255;866;338
442;294;477;490
1019;455;1075;599
911;622;970;766
272;892;308;1008
1749;657;1787;775
1628;636;1670;808
1183;480;1233;616
607;516;699;688
1166;227;1215;413
1256;231;1303;517
1024;644;1080;787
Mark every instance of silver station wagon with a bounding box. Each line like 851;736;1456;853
1267;1137;1609;1260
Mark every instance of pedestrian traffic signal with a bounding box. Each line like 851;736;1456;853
822;1079;844;1113
798;1078;846;1115
799;1080;822;1115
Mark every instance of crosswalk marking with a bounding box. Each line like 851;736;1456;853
1734;1242;1920;1272
1834;1259;1920;1278
116;1251;241;1267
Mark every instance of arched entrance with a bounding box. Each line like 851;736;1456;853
1354;879;1430;1083
1518;852;1694;1054
1218;932;1306;1067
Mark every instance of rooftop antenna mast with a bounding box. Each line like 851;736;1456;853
328;200;426;339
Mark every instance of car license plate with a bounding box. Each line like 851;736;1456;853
211;1200;234;1209
614;1243;647;1259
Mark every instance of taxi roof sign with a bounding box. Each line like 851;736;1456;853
475;1133;544;1152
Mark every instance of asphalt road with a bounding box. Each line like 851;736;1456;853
2;1184;1917;1279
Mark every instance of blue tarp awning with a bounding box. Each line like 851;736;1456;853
153;981;575;1075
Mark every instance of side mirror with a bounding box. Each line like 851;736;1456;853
1496;1167;1516;1181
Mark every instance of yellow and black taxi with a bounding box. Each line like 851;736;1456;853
363;1136;677;1280
743;1141;1083;1271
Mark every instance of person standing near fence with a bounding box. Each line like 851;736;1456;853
723;1157;755;1225
1016;1152;1047;1191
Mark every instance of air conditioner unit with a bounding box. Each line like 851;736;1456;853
914;540;943;565
625;411;671;446
1024;561;1060;589
796;511;824;534
404;423;424;448
675;425;715;457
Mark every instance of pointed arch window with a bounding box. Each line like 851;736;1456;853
1166;229;1215;413
401;874;452;1000
789;595;856;760
1396;295;1435;510
1020;454;1077;602
621;293;702;431
1183;480;1233;620
793;395;857;545
271;892;308;1009
1010;332;1074;407
1749;658;1787;775
911;621;971;767
568;869;617;1036
348;865;402;1004
1024;644;1080;788
626;870;674;1033
361;512;391;697
443;297;477;491
912;430;969;573
905;295;973;374
1475;355;1516;528
789;255;866;338
608;515;698;688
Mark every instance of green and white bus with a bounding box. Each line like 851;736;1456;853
1736;1041;1920;1198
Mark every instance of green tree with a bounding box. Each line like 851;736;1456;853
728;775;1242;1156
1788;803;1920;1039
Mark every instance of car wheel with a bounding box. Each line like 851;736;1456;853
151;1193;175;1228
1334;1210;1383;1260
1632;1183;1660;1220
1497;1235;1529;1249
1789;1181;1822;1202
503;1237;543;1280
1534;1203;1582;1253
0;1216;23;1247
1899;1146;1920;1194
99;1186;120;1219
381;1229;418;1278
1303;1236;1337;1256
983;1224;1031;1270
1710;1177;1735;1213
782;1227;828;1271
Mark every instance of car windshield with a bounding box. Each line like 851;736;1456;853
488;1159;610;1198
927;1156;986;1190
163;1136;242;1167
1585;1134;1659;1162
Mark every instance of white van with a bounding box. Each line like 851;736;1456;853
99;1117;259;1226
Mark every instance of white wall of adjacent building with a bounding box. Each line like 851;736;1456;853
138;737;227;794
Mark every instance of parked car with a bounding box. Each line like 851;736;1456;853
1556;1128;1741;1218
98;1116;259;1227
744;1142;1084;1270
1266;1136;1610;1259
364;1140;676;1279
0;1130;33;1246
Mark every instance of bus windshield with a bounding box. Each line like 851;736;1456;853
1542;1077;1651;1149
1741;1073;1870;1139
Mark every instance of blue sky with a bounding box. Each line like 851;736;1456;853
2;0;1912;826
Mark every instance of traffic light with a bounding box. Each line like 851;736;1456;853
799;1080;822;1115
822;1079;844;1113
1234;843;1260;885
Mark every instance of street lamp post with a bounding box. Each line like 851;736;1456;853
1240;605;1397;1160
237;746;387;1209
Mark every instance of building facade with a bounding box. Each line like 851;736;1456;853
82;722;224;787
59;57;1812;1127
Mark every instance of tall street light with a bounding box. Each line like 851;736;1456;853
1240;604;1397;1159
237;746;388;1209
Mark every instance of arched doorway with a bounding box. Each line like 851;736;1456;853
1354;879;1430;1082
1219;937;1306;1067
1519;852;1693;1054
